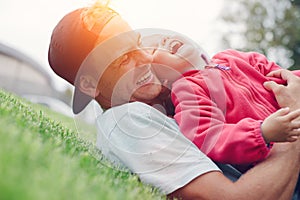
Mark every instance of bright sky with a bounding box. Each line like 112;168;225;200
0;0;225;90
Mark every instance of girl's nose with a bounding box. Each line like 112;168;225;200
136;49;153;66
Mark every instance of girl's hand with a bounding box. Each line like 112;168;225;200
261;107;300;143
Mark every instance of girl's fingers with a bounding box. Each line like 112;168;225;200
284;109;300;121
291;122;300;130
289;128;300;136
286;136;298;142
274;107;290;117
286;129;300;142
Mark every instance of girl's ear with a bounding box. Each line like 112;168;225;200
78;75;100;98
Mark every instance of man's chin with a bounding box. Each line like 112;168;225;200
131;89;162;103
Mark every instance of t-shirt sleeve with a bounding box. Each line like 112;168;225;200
96;102;220;194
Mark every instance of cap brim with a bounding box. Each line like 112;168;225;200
72;88;93;114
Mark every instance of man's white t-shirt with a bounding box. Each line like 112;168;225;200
96;102;220;194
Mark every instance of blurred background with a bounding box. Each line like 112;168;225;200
0;0;299;122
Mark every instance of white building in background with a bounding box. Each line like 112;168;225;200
0;43;55;96
0;42;72;117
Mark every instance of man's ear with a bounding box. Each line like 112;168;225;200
78;75;100;98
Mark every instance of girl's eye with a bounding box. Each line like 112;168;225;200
161;37;169;46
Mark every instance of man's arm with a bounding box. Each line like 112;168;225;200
170;70;300;199
168;140;300;200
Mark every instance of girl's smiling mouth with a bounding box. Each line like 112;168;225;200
169;39;183;54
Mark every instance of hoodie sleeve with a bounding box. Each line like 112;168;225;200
171;74;270;165
212;49;300;78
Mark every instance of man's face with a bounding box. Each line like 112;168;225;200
98;35;163;107
80;17;164;108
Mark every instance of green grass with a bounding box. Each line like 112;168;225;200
0;90;164;200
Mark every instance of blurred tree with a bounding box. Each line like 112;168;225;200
292;0;300;5
220;0;300;70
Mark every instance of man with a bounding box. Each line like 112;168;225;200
48;2;300;199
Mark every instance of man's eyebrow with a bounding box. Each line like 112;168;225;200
113;32;142;64
111;52;127;65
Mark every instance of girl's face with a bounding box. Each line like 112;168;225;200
142;34;210;83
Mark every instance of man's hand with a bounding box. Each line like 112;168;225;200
264;69;300;110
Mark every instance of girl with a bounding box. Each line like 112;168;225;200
142;33;300;169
